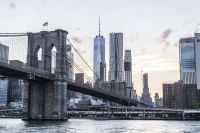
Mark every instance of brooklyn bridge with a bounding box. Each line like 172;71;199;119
0;29;149;120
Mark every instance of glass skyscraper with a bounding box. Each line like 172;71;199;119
93;19;106;82
179;37;196;84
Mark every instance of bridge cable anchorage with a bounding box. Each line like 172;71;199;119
67;39;101;81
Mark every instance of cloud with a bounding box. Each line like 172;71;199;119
9;2;16;10
71;37;82;44
155;28;173;51
173;43;178;47
156;29;172;43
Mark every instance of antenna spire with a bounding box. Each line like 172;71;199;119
99;16;101;36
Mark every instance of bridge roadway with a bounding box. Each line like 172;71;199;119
0;61;142;106
0;61;55;80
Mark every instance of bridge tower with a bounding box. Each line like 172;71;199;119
23;29;68;120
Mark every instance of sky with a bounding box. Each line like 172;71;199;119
1;0;200;98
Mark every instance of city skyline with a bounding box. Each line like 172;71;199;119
1;0;200;96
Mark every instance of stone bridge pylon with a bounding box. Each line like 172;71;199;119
23;29;68;120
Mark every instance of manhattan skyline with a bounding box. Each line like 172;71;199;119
1;0;200;96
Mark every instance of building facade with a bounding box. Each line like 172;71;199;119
93;20;106;83
108;33;123;82
163;80;200;109
179;37;196;84
0;43;9;106
140;73;152;106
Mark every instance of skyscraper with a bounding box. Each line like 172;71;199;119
108;33;123;81
140;73;152;106
93;18;106;83
179;37;196;84
124;50;136;99
124;50;133;88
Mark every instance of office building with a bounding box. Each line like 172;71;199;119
179;33;200;90
179;37;196;84
108;33;123;81
93;18;106;82
140;73;153;106
0;43;9;106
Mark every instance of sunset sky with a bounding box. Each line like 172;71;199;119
1;0;200;97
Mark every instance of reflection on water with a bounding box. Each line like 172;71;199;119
0;119;200;133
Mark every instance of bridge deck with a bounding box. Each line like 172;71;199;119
67;81;139;106
0;61;54;80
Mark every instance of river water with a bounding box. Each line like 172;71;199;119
0;119;200;133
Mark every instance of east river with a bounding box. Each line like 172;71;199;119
0;119;200;133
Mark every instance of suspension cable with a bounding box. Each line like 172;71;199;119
67;38;101;81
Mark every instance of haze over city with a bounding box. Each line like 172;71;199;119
1;0;200;96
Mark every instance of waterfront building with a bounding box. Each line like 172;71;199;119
0;43;9;106
93;18;106;83
179;37;196;84
163;83;174;108
140;73;153;106
108;33;123;82
163;80;200;109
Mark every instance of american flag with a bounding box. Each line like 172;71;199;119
43;22;48;27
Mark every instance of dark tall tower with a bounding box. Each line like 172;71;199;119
140;73;152;106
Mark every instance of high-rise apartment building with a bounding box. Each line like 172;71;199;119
108;33;123;81
0;43;9;106
140;73;152;106
179;37;196;84
93;19;106;83
163;80;200;109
